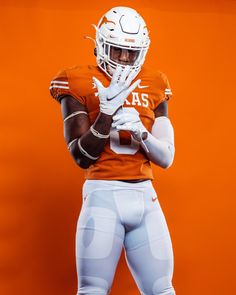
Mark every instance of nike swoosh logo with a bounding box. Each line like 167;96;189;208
107;89;123;101
138;84;149;89
107;97;115;101
152;196;158;202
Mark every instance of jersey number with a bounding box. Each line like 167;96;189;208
110;108;140;155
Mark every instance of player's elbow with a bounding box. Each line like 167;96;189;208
75;156;94;169
160;158;174;169
151;156;173;169
76;160;90;169
155;144;175;169
68;144;94;169
160;145;175;169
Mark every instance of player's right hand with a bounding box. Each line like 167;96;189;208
92;65;141;116
112;109;148;142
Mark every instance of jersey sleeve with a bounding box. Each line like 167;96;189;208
153;72;173;110
49;68;86;105
161;72;173;102
49;69;71;103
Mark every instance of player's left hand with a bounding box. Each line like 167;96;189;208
92;66;141;116
112;110;148;142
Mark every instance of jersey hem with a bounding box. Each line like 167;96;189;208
84;176;153;181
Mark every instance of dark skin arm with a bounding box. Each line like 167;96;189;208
154;100;168;118
61;95;112;169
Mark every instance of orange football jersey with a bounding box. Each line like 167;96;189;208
50;65;172;180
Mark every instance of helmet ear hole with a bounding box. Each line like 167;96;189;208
94;48;97;57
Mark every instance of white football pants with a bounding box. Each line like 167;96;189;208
75;180;175;295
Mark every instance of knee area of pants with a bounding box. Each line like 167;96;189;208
156;289;175;295
152;276;175;295
77;292;108;295
77;275;109;295
77;288;109;295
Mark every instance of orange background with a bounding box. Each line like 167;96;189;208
1;1;236;294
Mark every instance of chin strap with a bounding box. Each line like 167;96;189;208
139;133;149;153
131;129;149;153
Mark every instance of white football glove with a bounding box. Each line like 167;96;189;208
113;110;175;168
92;66;141;116
112;109;148;142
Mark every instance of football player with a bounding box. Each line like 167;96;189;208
50;6;176;295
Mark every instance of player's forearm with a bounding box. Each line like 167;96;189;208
141;116;175;169
79;112;112;157
141;134;175;168
70;112;112;168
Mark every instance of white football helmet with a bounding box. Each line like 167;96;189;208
94;7;150;78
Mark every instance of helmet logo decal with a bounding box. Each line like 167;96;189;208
99;16;116;28
125;38;135;43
